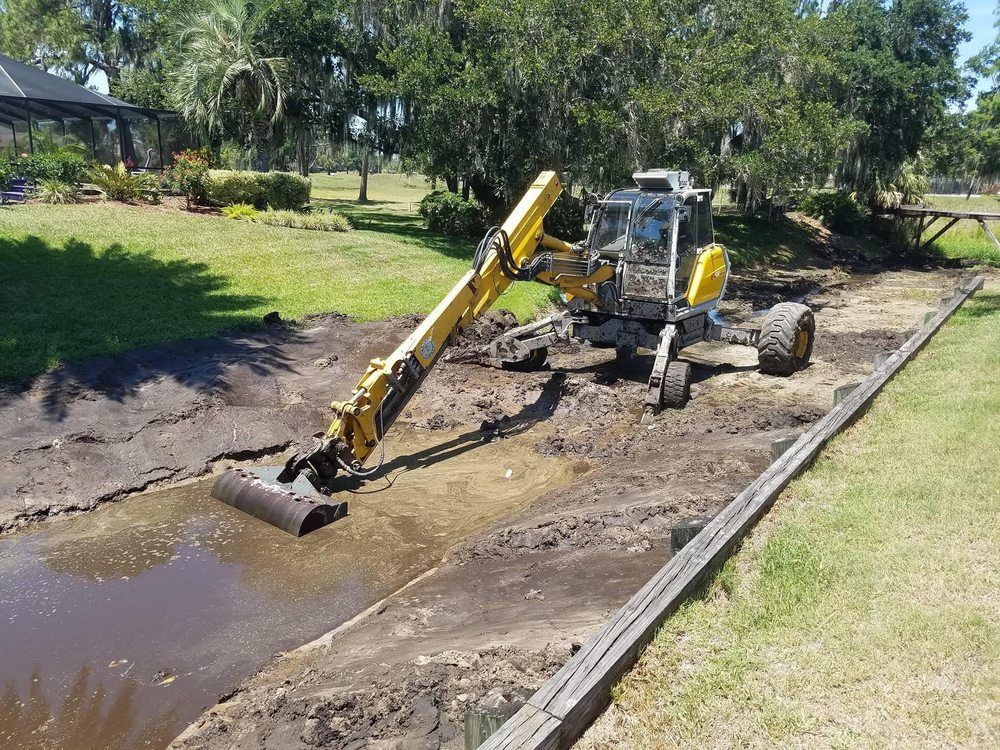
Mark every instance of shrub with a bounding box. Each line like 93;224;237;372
89;162;158;202
0;155;13;195
797;190;866;235
221;203;260;220
34;179;80;204
166;148;211;208
258;209;351;232
209;170;264;207
207;170;310;210
18;149;87;184
259;171;311;210
418;190;487;237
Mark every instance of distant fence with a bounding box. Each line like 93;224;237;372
927;175;1000;196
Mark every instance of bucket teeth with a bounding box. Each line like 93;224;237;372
210;467;348;537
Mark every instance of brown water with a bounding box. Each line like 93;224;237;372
0;425;576;750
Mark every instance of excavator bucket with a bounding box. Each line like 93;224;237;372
210;467;348;537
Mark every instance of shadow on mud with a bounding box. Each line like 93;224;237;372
348;372;569;495
0;664;180;750
0;235;298;421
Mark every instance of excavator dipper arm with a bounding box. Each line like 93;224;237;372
211;172;566;535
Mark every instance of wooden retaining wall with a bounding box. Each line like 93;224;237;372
480;275;986;750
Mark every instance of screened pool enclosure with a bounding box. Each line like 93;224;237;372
0;53;184;169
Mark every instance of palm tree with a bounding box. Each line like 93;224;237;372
171;0;287;169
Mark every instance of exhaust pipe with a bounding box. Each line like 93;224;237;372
210;467;347;537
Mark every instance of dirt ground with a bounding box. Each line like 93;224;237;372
168;267;974;749
0;236;981;748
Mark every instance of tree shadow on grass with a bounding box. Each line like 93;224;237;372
957;292;1000;319
0;235;300;420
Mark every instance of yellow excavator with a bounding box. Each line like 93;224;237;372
212;170;815;535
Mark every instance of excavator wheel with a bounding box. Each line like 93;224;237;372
501;346;548;372
757;302;815;376
661;360;692;408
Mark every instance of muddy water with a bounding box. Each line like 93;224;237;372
0;425;578;750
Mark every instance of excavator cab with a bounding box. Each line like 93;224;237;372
587;171;723;315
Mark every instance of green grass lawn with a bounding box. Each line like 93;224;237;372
1;172;826;381
580;289;1000;749
0;175;550;380
923;194;1000;265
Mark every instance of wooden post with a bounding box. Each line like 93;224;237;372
919;217;960;253
770;435;799;462
465;689;532;750
833;382;862;406
977;218;1000;253
670;516;711;556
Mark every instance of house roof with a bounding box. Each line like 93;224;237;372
0;53;173;123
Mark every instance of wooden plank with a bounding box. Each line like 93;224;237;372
891;205;1000;221
913;213;926;251
977;218;1000;253
919;217;960;253
477;704;561;750
480;276;985;750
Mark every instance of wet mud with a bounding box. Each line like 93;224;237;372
0;426;574;749
0;245;985;749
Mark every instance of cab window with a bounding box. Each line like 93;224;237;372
677;195;699;256
697;192;714;247
592;201;631;255
628;194;673;264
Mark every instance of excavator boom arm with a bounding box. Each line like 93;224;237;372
281;171;565;485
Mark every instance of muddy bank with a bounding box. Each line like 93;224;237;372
0;314;418;534
171;267;978;749
0;425;575;750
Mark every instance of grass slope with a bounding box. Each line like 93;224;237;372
579;289;1000;749
0;176;549;380
924;195;1000;264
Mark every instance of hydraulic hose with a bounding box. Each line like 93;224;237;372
473;226;547;281
333;406;386;478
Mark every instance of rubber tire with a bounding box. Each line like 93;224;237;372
501;346;548;372
757;302;815;376
661;360;692;408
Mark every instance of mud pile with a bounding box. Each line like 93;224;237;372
178;645;569;749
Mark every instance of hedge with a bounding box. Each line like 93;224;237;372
208;169;311;210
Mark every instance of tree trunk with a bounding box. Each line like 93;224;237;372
445;175;459;193
462;176;471;201
966;175;979;201
358;148;370;203
252;122;271;172
296;129;310;177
